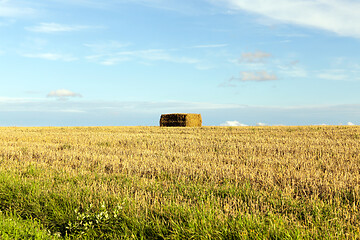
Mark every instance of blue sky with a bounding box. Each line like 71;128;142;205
1;0;360;126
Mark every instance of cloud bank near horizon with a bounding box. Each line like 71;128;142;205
0;98;358;126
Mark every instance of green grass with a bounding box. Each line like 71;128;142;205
0;210;60;239
0;168;358;239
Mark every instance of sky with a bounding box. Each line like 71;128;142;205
1;0;360;126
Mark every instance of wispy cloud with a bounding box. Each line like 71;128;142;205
86;48;199;66
22;53;77;61
117;0;215;15
240;51;272;63
220;121;248;126
25;22;98;33
277;33;309;38
226;50;277;84
236;71;278;82
0;97;43;104
48;0;109;9
221;68;278;86
84;41;132;65
84;41;130;52
222;0;360;38
317;73;348;81
323;58;360;81
0;19;16;27
0;1;36;18
47;89;82;98
85;41;223;68
280;67;307;78
191;44;228;49
49;0;218;15
136;49;199;63
96;57;131;66
314;67;359;81
278;61;308;78
348;122;355;126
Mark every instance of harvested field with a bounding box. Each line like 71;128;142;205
0;126;359;239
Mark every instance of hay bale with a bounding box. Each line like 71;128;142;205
160;113;202;127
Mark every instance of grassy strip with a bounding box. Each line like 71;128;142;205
0;167;359;239
0;210;60;239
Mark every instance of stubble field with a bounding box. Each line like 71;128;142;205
0;126;359;239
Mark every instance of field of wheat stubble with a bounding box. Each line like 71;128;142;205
0;126;359;239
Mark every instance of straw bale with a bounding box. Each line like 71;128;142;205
160;113;202;127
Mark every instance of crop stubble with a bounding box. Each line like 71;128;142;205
0;126;359;238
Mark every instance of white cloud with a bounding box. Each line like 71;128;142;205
278;62;308;78
316;69;351;81
26;23;96;33
223;0;360;38
277;33;309;38
240;51;271;63
239;71;277;81
195;64;215;71
87;48;199;66
85;42;221;68
220;121;248;126
191;44;228;49
348;122;355;126
0;97;42;104
22;53;77;62
317;73;348;81
84;41;130;52
222;70;278;86
47;89;82;98
99;58;130;66
131;49;199;64
256;122;267;126
0;1;36;18
280;67;308;78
